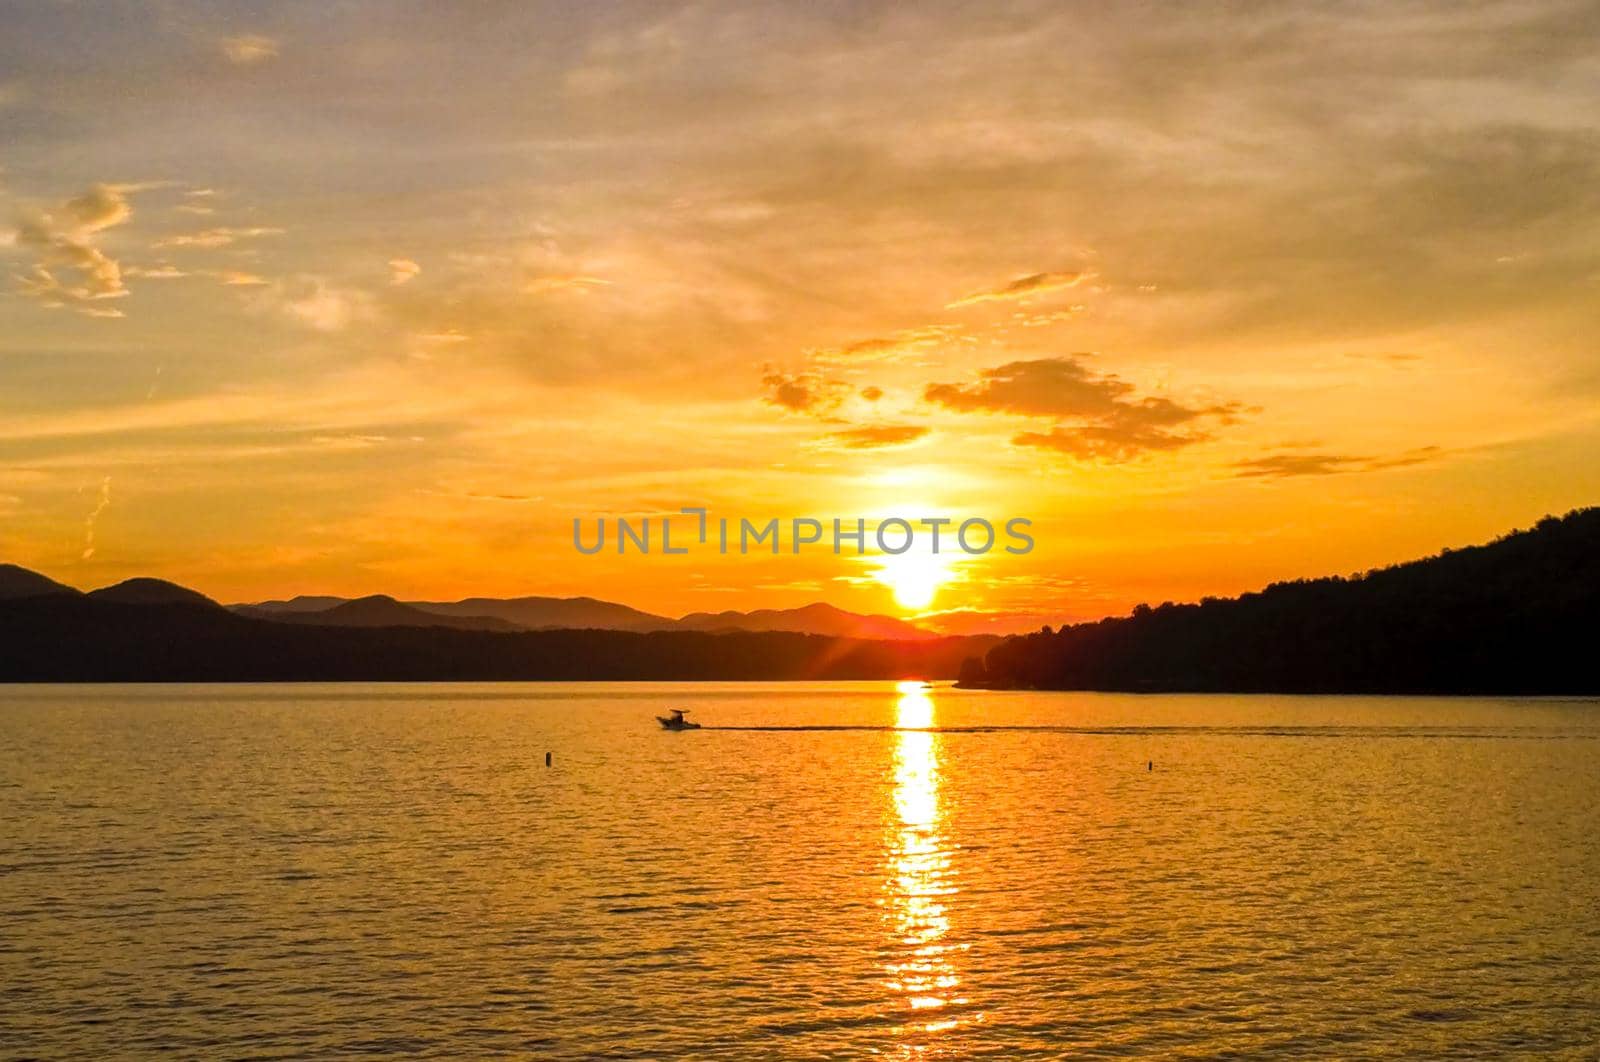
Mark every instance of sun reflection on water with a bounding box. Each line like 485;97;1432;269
884;680;970;1050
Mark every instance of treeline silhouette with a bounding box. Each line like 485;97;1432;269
960;508;1600;694
0;594;990;682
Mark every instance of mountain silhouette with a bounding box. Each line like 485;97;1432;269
0;564;78;601
4;507;1593;689
242;595;521;632
405;596;673;631
0;594;993;682
674;602;934;640
233;594;935;637
236;595;349;614
87;578;220;609
961;507;1600;695
237;594;676;631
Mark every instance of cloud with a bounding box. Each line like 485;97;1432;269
221;35;279;65
213;270;267;286
1345;351;1422;366
281;280;371;331
12;184;135;315
925;356;1135;418
761;368;849;415
82;476;111;560
946;270;1090;309
1013;306;1086;328
526;274;610;295
125;264;188;279
389;258;421;285
814;324;962;363
926;356;1244;461
63;185;131;231
860;386;883;402
16;266;125;317
1232;446;1443;479
825;424;930;449
1012;420;1201;461
154;226;282;248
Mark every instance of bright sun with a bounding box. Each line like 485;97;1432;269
875;550;955;611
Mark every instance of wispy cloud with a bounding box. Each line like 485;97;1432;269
526;274;610;295
824;424;930;449
82;476;111;560
279;279;372;331
12;183;135;316
389;258;421;285
154;226;282;249
125;263;189;279
946;271;1090;309
220;35;279;65
213;270;267;286
813;324;962;363
1233;446;1442;479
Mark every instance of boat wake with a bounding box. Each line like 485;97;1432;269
700;724;1598;740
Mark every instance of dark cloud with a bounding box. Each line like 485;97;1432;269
926;356;1134;418
926;356;1244;461
1233;446;1443;479
825;424;929;449
761;368;848;415
1012;419;1199;461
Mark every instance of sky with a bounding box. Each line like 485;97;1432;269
2;0;1598;632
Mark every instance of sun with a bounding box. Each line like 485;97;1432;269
875;550;955;611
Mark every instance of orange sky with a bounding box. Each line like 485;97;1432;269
2;3;1598;632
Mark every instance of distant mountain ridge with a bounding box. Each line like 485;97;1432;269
240;595;348;614
0;557;952;640
404;596;674;632
675;602;934;640
0;564;947;639
238;595;521;632
0;594;994;682
233;593;936;638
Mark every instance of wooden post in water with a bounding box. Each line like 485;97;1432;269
546;752;552;767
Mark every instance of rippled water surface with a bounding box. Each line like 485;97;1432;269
3;683;1599;1058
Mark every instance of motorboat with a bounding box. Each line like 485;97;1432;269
657;708;701;731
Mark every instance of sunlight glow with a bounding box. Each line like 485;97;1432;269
875;550;957;611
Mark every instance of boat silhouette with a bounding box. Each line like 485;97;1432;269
657;708;701;731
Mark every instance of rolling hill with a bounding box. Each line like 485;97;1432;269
961;507;1600;694
0;564;78;601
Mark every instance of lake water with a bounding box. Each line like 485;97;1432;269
2;682;1598;1058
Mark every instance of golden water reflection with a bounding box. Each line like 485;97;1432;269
884;681;969;1046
